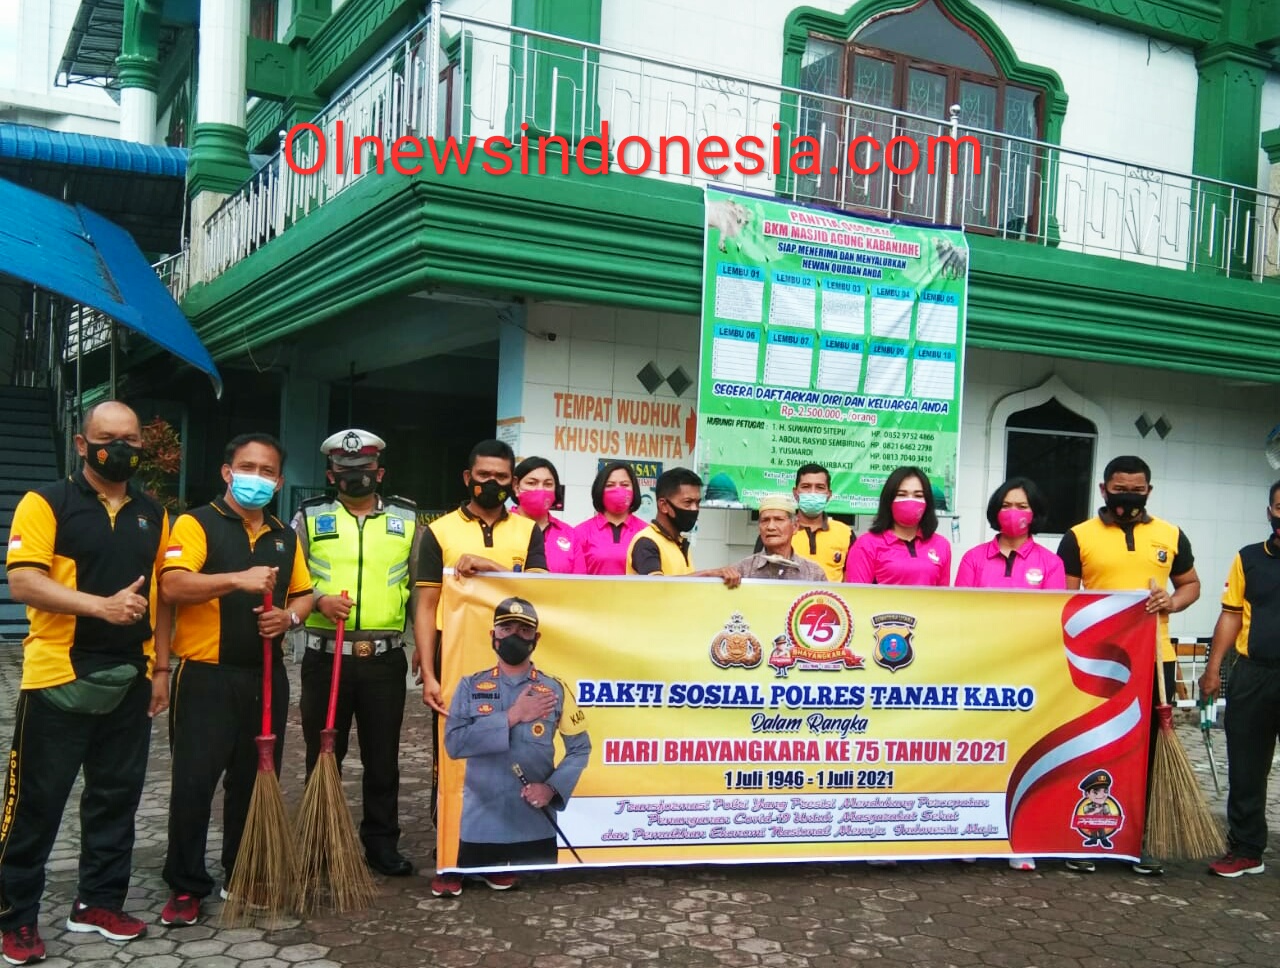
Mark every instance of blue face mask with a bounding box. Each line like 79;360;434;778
230;473;277;509
797;493;829;516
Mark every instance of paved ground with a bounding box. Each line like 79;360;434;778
2;647;1278;968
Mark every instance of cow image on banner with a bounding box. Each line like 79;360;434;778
434;576;1154;872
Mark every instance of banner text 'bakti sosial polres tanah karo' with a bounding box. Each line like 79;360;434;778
436;575;1156;871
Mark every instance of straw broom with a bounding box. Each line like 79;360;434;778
222;592;297;923
293;592;377;914
1144;582;1225;859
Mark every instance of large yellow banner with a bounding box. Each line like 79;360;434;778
437;575;1155;870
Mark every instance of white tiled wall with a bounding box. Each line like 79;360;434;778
598;0;1200;172
502;300;1277;638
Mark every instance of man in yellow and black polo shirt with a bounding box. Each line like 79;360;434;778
413;439;547;716
1057;454;1200;876
156;433;312;928
1199;479;1280;878
626;467;740;586
1;401;169;960
293;428;421;877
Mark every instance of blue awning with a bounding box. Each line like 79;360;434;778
0;123;187;177
0;176;221;396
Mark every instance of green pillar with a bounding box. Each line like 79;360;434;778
1191;0;1270;276
508;0;603;143
118;0;163;143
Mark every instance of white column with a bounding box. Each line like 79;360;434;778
196;0;251;129
120;88;158;144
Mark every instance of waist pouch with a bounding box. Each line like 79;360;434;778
39;664;140;715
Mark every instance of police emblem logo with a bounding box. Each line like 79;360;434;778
509;601;525;615
475;680;497;691
137;515;149;530
476;703;494;715
1069;768;1124;848
531;722;546;737
927;549;940;564
387;516;405;536
871;612;917;672
833;551;843;564
784;591;863;670
556;535;572;552
1156;549;1168;563
532;684;553;694
1025;567;1044;587
709;612;763;669
341;431;363;454
274;539;285;553
315;514;338;535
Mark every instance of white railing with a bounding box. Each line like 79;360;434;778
191;8;1280;287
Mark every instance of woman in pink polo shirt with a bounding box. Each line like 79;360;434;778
572;462;648;575
511;457;579;573
955;476;1065;871
844;466;951;586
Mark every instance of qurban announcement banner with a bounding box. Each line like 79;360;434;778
697;187;968;513
436;575;1155;871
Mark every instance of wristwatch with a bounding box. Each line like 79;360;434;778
289;610;302;630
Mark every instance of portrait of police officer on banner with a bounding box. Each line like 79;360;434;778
432;597;590;898
292;428;422;877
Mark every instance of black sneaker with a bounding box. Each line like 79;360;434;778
1131;859;1164;876
1065;859;1096;873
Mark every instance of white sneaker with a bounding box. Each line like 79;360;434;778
1008;857;1036;871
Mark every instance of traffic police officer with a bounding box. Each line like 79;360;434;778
293;429;420;877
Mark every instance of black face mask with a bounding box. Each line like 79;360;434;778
334;468;378;498
669;506;699;534
1106;490;1147;522
85;439;142;483
1269;513;1280;538
494;632;535;665
470;478;510;510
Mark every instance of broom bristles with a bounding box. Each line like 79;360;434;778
221;770;297;925
1146;718;1226;859
292;751;378;914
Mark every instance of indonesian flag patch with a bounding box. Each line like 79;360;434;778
164;545;183;559
7;534;20;550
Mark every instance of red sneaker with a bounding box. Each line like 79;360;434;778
65;900;147;941
1;924;45;965
478;873;519;891
430;874;463;898
1209;852;1265;878
159;893;200;927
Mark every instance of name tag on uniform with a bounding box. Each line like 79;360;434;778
387;516;405;536
315;514;338;536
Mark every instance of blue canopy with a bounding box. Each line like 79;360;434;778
0;123;187;177
0;175;221;396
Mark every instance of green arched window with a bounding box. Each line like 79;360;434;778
786;0;1065;235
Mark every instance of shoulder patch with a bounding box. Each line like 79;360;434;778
314;513;338;536
387;516;406;536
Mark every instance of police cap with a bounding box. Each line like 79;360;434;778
494;597;538;629
321;428;386;467
1079;769;1112;792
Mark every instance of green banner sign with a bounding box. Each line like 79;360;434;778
696;188;968;514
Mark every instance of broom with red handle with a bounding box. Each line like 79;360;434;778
293;590;377;913
223;592;298;922
1143;580;1225;859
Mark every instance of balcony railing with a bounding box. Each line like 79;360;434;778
186;7;1280;297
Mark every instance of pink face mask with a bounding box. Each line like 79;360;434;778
997;507;1033;538
891;498;926;528
602;487;633;515
517;489;555;517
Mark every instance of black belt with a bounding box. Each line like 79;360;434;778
1241;653;1280;670
305;633;401;658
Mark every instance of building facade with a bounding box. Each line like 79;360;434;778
60;0;1280;641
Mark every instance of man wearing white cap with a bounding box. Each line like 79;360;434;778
732;496;826;581
291;429;421;876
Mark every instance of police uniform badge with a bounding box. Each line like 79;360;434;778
556;535;572;552
833;550;843;564
476;703;494;715
315;513;338;536
387;516;405;536
531;722;547;737
872;613;917;672
1070;769;1124;848
137;515;149;530
274;539;285;553
1156;548;1168;563
475;680;497;691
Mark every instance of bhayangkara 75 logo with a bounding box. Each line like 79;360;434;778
778;590;864;671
